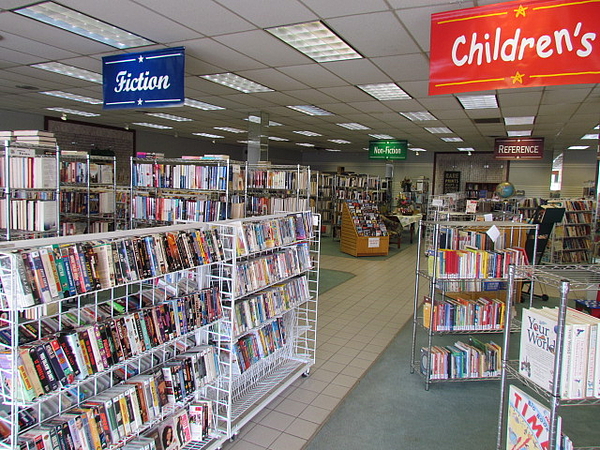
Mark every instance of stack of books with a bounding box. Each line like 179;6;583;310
0;130;57;147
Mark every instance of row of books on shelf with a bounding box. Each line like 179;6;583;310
519;306;600;400
556;224;591;238
131;196;227;223
232;317;286;374
231;275;310;336
244;169;309;191
1;290;222;400
562;211;594;223
426;246;529;279
419;337;501;379
15;374;215;450
234;211;312;256
60;191;116;216
234;244;312;297
0;198;57;233
557;199;594;211
422;295;505;332
245;196;310;217
0;153;57;190
132;163;229;191
553;238;592;250
438;227;509;251
335;176;380;189
0;227;225;308
60;160;114;185
552;251;591;263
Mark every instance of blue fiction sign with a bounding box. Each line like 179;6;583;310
102;47;185;110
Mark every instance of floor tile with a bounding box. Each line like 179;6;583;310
268;433;307;450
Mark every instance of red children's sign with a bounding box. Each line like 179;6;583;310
429;0;600;95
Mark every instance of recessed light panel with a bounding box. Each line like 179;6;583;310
46;107;100;117
568;145;590;150
357;83;411;100
425;127;452;134
245;116;283;126
40;91;102;104
507;130;532;137
268;136;289;142
458;147;475;152
147;112;192;122
266;21;362;63
505;116;535;126
200;73;273;93
31;62;102;83
337;123;369;130
287;105;333;116
193;132;224;138
369;134;394;140
214;127;245;133
441;137;463;142
133;122;173;129
296;143;315;147
457;94;498;109
328;139;350;144
14;1;154;49
582;133;599;140
400;111;437;121
409;148;427;152
325;149;341;152
184;98;225;111
293;130;322;137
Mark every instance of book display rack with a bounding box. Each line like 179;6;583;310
242;164;311;217
340;200;388;257
129;157;237;228
0;140;60;241
410;220;537;389
0;210;319;450
59;154;117;235
496;265;600;450
331;174;382;239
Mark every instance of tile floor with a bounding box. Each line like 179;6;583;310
222;239;419;450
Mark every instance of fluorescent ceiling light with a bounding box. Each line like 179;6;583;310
133;122;173;130
400;111;437;121
458;147;475;152
357;83;411;100
266;20;362;63
568;145;590;150
287;105;333;116
507;130;532;137
409;148;427;152
337;123;369;130
441;137;463;142
296;143;315;147
40;91;102;104
193;132;224;138
31;62;102;83
325;149;341;152
237;140;250;144
457;94;498;109
293;130;322;137
14;1;153;49
46;107;99;117
369;134;394;140
147;112;192;122
328;139;350;144
184;98;224;111
505;116;535;126
200;73;273;93
268;136;289;142
245;116;283;126
582;133;599;140
595;125;599;130
425;127;452;134
214;126;245;133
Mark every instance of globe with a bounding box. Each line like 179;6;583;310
495;181;515;198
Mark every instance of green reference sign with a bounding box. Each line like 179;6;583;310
368;140;407;160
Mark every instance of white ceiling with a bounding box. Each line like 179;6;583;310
0;0;598;154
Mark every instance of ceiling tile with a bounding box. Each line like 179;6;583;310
278;64;347;89
236;68;308;91
178;38;266;72
214;0;317;28
321;59;388;85
371;54;430;82
299;0;389;18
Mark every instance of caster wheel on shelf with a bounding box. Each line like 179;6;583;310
230;433;238;443
541;294;549;302
302;369;310;377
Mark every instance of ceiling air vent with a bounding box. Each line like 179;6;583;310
473;117;502;124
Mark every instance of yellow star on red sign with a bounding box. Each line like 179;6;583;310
511;71;525;84
514;5;528;17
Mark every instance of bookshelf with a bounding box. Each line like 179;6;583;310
0;211;319;450
0;140;60;241
464;182;498;200
129;157;235;228
316;173;335;236
410;220;537;389
545;199;595;264
242;164;311;217
496;265;600;450
59;153;117;235
340;200;388;257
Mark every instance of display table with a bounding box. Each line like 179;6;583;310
392;213;422;243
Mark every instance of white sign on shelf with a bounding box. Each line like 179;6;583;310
368;237;380;248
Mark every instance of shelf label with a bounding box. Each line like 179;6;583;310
103;47;185;110
368;237;380;248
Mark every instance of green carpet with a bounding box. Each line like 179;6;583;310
319;231;413;260
319;269;355;295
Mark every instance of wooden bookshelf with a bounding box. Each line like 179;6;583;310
340;200;388;256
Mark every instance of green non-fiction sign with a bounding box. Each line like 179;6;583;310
368;140;407;160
